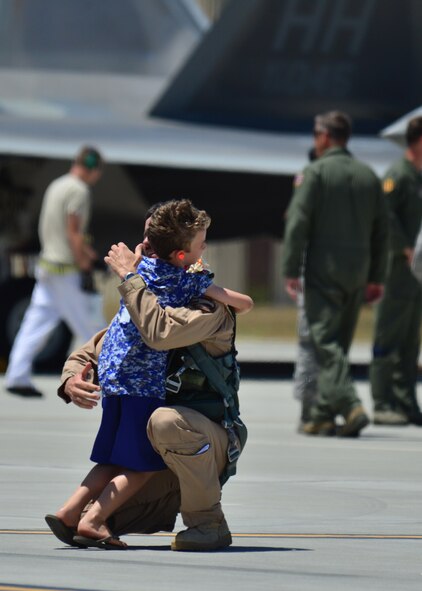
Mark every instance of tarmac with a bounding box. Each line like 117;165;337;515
1;357;422;591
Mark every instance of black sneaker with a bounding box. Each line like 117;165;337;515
6;386;44;398
407;411;422;426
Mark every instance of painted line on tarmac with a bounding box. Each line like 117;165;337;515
1;530;422;540
233;533;422;540
0;586;73;591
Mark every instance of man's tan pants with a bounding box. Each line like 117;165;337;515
147;406;229;528
108;406;229;534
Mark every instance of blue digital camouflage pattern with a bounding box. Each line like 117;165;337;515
98;257;212;399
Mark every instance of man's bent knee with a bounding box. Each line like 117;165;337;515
147;407;181;444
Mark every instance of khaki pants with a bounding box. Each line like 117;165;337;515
108;406;229;534
107;469;181;536
148;406;229;528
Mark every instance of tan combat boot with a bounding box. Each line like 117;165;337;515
339;405;370;437
373;409;408;426
171;519;232;551
302;420;336;436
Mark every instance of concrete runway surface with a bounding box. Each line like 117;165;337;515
0;374;422;591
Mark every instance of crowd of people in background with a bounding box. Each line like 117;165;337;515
284;111;422;436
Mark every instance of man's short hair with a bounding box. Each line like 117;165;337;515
74;146;103;170
405;117;422;146
314;111;352;143
144;202;165;227
146;199;211;260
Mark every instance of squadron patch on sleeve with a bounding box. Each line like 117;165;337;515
294;173;304;187
383;178;395;193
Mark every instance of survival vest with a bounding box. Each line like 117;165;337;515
165;309;247;486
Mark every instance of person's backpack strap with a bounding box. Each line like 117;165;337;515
186;344;240;426
186;343;247;485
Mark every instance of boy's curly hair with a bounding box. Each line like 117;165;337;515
146;199;211;260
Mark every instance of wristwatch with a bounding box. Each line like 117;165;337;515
122;272;135;283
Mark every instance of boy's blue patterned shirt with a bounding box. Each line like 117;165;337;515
98;257;213;399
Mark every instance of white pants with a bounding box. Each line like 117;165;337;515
5;267;105;388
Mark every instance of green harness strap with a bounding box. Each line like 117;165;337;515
186;343;247;485
186;344;240;426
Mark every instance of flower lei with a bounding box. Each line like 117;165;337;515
186;258;211;274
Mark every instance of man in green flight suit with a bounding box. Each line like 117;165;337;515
370;116;422;427
282;111;389;437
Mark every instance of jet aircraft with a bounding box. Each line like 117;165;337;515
0;0;418;368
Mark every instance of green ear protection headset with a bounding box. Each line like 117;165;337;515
83;151;99;170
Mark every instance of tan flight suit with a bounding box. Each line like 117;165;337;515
58;274;236;533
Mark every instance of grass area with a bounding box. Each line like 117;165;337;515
236;304;376;342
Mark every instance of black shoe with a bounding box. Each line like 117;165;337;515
407;411;422;426
6;386;43;398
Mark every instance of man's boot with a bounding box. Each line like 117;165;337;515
297;397;316;433
400;400;422;426
302;420;336;436
373;409;408;425
339;405;369;437
171;518;232;551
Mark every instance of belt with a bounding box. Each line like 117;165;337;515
39;259;78;275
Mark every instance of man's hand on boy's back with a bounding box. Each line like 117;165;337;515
105;242;143;280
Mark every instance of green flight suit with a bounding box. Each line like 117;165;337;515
282;147;389;422
370;158;422;418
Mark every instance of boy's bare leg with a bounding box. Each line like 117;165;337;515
56;464;119;527
77;470;154;545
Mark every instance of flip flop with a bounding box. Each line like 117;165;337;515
45;514;84;548
73;534;127;550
